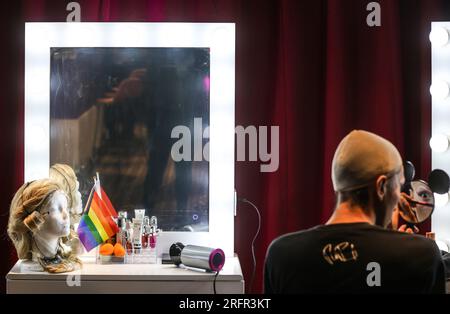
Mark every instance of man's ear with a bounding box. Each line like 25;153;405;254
375;175;388;200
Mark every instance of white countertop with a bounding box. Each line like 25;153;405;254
7;254;244;282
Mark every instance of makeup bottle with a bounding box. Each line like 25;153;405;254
132;218;143;254
134;209;145;220
149;226;157;249
116;216;126;246
142;216;150;249
116;211;127;246
118;211;128;220
149;216;158;249
125;220;133;254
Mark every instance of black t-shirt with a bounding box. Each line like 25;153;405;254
264;223;446;294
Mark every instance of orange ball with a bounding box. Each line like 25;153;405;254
113;243;126;257
99;243;114;256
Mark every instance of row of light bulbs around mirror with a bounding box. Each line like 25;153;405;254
430;26;450;99
410;26;450;250
429;26;450;155
429;26;450;207
430;25;450;99
430;26;450;153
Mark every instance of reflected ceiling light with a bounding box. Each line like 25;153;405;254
430;80;450;99
429;134;449;153
430;27;449;47
434;192;449;207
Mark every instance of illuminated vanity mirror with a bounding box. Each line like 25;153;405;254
50;47;210;232
25;23;235;256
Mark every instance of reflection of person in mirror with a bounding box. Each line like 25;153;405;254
411;184;434;222
393;182;434;230
264;130;446;294
395;192;419;225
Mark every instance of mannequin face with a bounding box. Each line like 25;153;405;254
39;190;70;238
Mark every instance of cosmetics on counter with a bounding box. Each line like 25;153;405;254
97;209;160;264
149;216;158;249
132;217;143;253
116;212;127;247
125;220;133;254
143;215;159;249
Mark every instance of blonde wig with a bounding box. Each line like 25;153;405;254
8;179;81;272
49;164;78;210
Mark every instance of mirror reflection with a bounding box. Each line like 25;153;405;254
400;180;434;224
50;48;210;232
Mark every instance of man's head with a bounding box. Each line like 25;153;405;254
332;130;404;227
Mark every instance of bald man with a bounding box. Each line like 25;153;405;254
264;130;446;294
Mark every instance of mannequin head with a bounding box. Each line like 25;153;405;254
49;164;82;221
8;179;81;272
8;179;69;260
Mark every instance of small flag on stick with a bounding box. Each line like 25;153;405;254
77;175;119;252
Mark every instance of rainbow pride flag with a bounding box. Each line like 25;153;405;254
77;186;119;252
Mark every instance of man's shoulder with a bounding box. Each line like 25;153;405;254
388;231;442;258
267;226;319;254
372;226;440;252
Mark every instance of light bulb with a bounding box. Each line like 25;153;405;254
429;134;449;153
430;27;449;47
430;80;450;99
434;192;449;207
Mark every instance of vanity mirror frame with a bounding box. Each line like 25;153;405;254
24;22;235;257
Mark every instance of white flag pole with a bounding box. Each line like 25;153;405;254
95;172;102;199
81;179;96;216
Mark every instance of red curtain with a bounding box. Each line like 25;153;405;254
0;0;446;293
